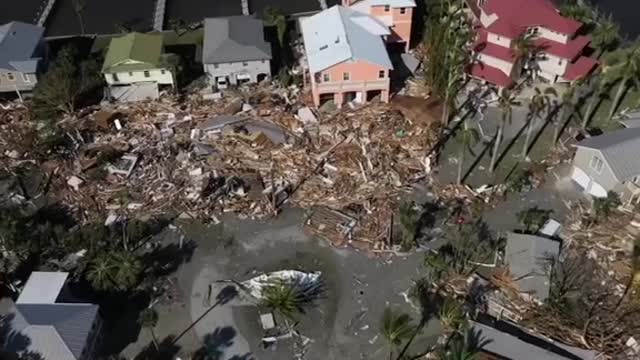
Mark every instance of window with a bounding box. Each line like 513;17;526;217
6;73;15;81
128;72;133;76
214;64;219;69
633;176;640;185
384;5;390;11
161;70;166;75
400;7;406;14
496;36;501;41
242;62;248;67
112;73;119;82
590;156;604;173
262;59;266;63
378;70;385;79
343;72;350;81
322;73;330;82
558;59;563;65
143;70;150;78
21;73;30;82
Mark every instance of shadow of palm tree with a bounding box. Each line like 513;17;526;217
201;326;237;360
134;335;181;360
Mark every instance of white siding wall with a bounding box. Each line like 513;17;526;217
104;68;174;86
487;33;511;47
477;53;514;75
204;60;271;85
536;53;568;80
538;27;568;44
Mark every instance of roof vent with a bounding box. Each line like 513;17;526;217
334;37;340;44
319;45;328;51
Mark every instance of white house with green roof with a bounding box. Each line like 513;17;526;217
102;32;178;100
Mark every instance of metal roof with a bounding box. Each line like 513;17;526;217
102;32;165;73
203;16;272;64
0;21;43;72
471;319;599;360
17;272;69;304
505;232;560;301
300;5;392;73
16;303;99;359
576;127;640;182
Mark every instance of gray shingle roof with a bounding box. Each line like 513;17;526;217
505;232;561;301
471;319;599;360
576;127;640;181
0;22;44;72
8;303;99;359
203;16;272;64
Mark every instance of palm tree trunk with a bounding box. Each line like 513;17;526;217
149;328;159;351
608;77;629;123
489;124;503;173
522;114;535;158
441;90;450;126
582;90;599;129
456;136;465;184
615;276;634;310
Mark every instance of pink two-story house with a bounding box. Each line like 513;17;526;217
300;6;394;108
467;0;598;88
345;0;416;51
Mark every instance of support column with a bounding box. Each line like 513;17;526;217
241;0;250;15
334;92;344;108
382;90;389;103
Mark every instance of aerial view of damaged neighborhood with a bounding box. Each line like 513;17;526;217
3;0;640;359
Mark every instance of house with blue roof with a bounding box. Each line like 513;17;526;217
0;21;46;94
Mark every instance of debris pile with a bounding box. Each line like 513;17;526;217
0;84;441;250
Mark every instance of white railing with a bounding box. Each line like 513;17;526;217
316;79;389;93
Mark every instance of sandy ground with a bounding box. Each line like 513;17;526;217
164;209;442;360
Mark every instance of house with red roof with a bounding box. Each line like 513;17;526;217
465;0;598;88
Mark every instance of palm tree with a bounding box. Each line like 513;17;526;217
456;122;480;184
489;89;518;173
555;81;581;144
522;87;557;157
592;15;620;59
381;307;415;360
438;299;464;332
581;71;607;129
263;7;287;49
86;255;117;291
138;308;159;350
560;3;594;24
72;0;86;35
260;277;325;321
513;33;536;79
111;251;142;291
606;46;640;123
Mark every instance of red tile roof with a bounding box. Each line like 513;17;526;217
481;0;582;36
564;56;598;81
474;30;516;61
469;62;514;88
534;35;591;61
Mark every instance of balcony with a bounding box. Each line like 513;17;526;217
316;79;389;93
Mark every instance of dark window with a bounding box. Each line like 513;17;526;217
343;72;350;81
400;7;406;14
378;70;385;78
143;71;150;77
384;5;390;11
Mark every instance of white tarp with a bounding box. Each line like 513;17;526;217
240;270;321;300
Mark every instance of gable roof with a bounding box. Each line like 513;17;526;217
0;21;44;73
576;127;640;181
203;16;272;64
102;32;165;73
505;232;561;301
300;5;392;73
471;317;600;360
17;272;69;305
480;0;581;37
1;298;99;360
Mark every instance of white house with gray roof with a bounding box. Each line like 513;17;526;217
202;16;272;88
0;22;46;94
0;272;101;360
572;127;640;204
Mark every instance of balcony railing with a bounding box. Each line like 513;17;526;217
316;79;389;93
